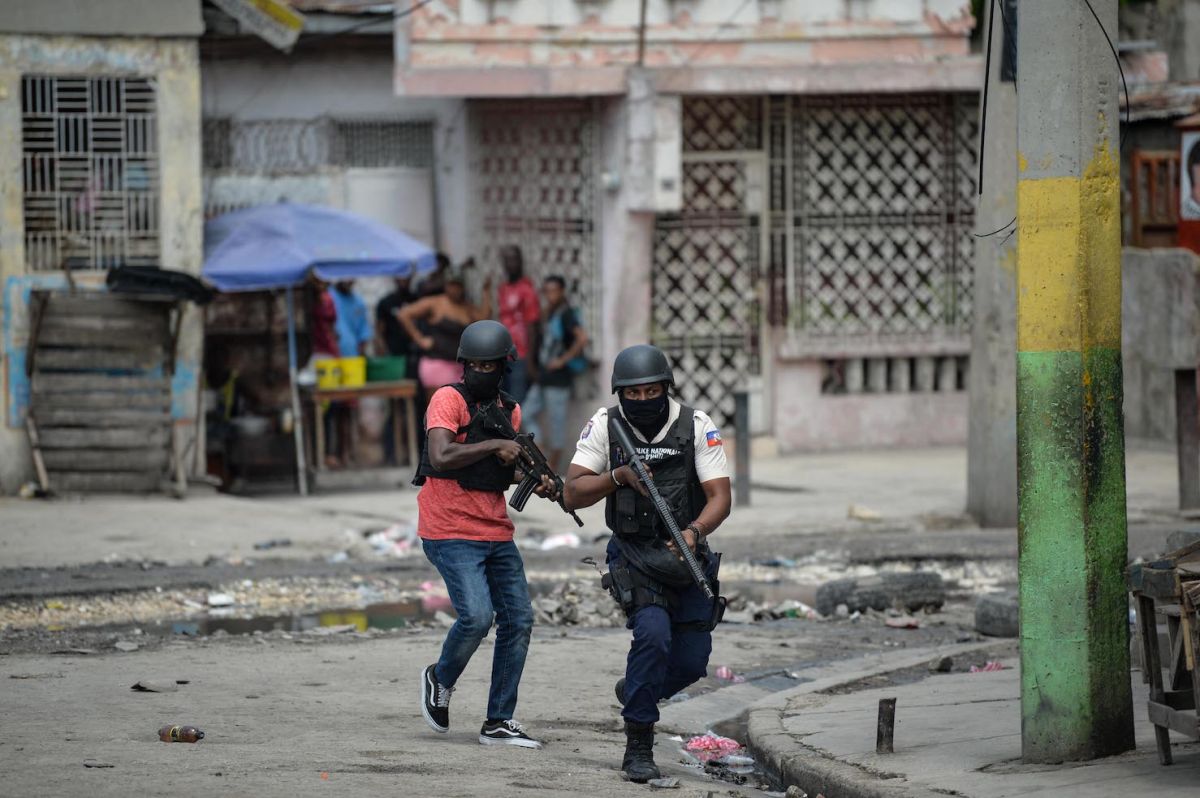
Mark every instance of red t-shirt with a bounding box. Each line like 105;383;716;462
417;387;522;541
498;277;540;359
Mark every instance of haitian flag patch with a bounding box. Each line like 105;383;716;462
706;429;723;447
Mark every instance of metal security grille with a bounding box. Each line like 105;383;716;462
333;120;434;168
21;75;160;271
471;100;600;337
653;97;764;428
202;117;435;173
783;94;978;337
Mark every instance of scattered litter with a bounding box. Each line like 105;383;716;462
253;538;292;551
114;641;140;652
44;600;66;610
364;523;419;559
664;691;691;704
131;680;178;693
884;615;920;629
750;557;797;568
10;672;62;679
539;532;581;551
970;661;1007;673
51;648;97;656
786;788;808;798
158;724;204;743
849;611;862;621
713;665;745;683
684;732;742;763
326;551;349;564
847;504;882;521
82;760;114;769
419;581;453;614
320;772;330;781
666;735;683;742
770;599;818;620
834;603;849;618
206;593;235;608
433;610;455;628
304;624;357;636
647;777;680;789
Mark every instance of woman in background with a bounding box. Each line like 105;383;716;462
398;265;493;392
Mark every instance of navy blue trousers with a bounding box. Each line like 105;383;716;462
606;538;717;725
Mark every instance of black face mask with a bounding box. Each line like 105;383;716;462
463;365;504;401
620;393;669;439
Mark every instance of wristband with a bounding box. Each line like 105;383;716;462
610;468;622;487
686;523;704;538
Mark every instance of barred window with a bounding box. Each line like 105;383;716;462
21;75;160;272
332;119;434;168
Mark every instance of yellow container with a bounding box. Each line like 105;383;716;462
315;359;341;390
338;356;367;387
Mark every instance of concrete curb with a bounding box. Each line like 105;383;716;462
743;640;1010;798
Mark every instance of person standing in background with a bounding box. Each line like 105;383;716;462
398;266;493;393
522;275;588;471
308;273;339;359
328;280;373;468
331;280;372;358
376;274;420;466
496;245;540;403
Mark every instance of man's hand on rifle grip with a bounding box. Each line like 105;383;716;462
613;464;651;498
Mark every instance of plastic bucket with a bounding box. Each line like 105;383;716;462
315;359;341;390
367;356;407;382
339;356;367;387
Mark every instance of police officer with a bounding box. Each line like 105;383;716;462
563;345;731;782
415;319;554;750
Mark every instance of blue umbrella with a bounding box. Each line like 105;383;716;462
202;202;438;291
201;203;438;496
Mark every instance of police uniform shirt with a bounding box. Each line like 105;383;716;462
571;397;730;483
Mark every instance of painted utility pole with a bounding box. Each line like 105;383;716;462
1016;0;1134;762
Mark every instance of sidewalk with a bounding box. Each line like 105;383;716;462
0;444;1183;569
748;659;1200;798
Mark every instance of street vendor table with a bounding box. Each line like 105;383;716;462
1128;539;1200;764
306;379;419;472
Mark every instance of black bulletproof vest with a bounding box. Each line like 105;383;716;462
604;405;707;541
413;384;517;492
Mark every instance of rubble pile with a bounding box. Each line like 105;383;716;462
532;579;623;627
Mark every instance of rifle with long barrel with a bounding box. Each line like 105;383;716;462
507;431;584;527
609;417;714;599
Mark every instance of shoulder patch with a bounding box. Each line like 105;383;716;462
580;419;594;440
705;429;723;448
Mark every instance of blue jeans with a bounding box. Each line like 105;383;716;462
606;538;717;724
503;358;531;403
521;384;571;450
422;538;534;721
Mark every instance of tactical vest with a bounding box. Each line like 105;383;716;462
604;405;707;541
413;384;517;492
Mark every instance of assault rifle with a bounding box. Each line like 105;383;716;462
507;431;584;527
609;417;714;599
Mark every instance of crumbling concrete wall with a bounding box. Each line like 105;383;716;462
1122;248;1200;442
0;34;203;495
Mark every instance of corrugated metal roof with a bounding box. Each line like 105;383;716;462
1122;82;1200;123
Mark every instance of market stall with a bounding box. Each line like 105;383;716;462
202;202;436;494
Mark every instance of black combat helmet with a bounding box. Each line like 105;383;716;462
457;320;516;362
610;344;674;393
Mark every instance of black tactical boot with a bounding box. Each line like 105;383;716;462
621;721;660;782
614;678;626;706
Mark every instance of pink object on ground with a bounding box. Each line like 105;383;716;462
684;733;742;763
970;661;1007;673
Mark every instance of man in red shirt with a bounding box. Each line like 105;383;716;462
496;245;541;403
415;320;552;749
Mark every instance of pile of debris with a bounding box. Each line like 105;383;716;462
531;579;623;627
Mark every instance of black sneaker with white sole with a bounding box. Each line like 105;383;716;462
420;664;453;733
479;719;543;749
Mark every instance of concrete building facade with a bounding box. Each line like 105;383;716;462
0;0;205;494
396;0;983;445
